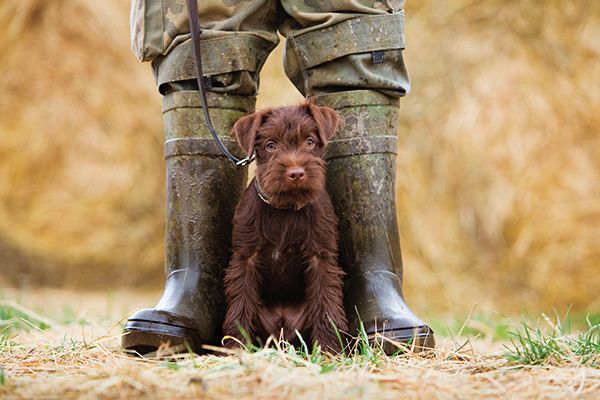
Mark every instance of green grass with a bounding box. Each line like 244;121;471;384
0;365;5;386
429;310;600;343
269;311;600;369
179;310;600;371
430;312;512;341
211;317;416;375
0;302;51;333
0;330;11;352
503;311;600;366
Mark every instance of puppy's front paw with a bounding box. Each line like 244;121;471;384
314;334;343;354
313;323;345;354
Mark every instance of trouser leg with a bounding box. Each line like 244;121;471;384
280;0;410;98
131;0;280;95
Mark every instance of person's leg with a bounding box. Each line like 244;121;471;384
280;0;434;351
123;0;279;354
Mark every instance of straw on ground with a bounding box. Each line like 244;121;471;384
1;290;599;399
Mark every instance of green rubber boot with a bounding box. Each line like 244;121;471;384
122;90;252;355
316;90;435;353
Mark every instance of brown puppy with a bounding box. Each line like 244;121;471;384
222;101;348;353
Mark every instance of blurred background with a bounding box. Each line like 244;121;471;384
0;0;598;320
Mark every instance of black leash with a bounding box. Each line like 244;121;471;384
186;0;255;167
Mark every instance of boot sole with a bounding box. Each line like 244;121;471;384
368;325;435;355
122;309;204;355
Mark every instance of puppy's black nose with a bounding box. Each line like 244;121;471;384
286;167;306;182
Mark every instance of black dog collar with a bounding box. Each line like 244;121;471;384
253;178;294;210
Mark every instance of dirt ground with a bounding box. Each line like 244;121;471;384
1;288;599;400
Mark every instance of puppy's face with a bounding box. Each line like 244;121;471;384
234;102;339;210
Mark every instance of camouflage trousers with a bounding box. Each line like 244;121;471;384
131;0;409;98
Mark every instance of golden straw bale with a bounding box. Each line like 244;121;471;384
397;0;600;313
0;0;164;286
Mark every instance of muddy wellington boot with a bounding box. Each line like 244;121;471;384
316;90;435;353
122;90;252;354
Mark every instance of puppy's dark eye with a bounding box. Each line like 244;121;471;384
265;141;277;151
306;137;315;147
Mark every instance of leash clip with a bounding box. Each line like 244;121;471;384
235;152;256;167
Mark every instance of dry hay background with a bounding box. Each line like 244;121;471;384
0;0;599;316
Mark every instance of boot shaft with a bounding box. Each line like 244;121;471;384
162;91;252;275
317;90;404;281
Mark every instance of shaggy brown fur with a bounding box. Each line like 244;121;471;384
222;101;348;353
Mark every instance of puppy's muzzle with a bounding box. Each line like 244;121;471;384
286;167;306;183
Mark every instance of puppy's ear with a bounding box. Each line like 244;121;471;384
233;110;268;158
306;101;340;145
